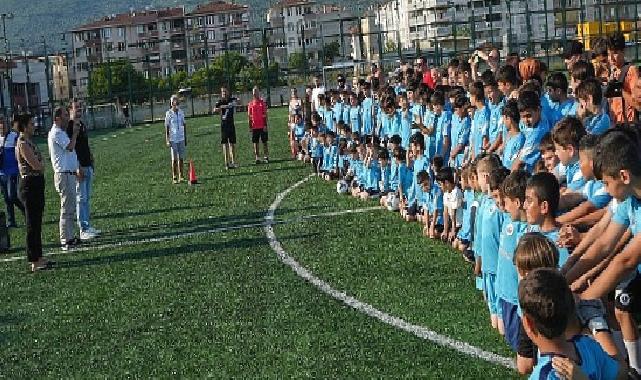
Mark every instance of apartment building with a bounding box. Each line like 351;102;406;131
69;1;249;97
266;0;357;69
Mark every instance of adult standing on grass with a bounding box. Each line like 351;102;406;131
15;114;50;272
311;75;325;113
213;87;238;170
247;87;269;164
68;99;100;240
48;106;81;251
0;116;24;228
165;95;187;183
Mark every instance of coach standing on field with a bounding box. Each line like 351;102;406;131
214;87;238;170
48;107;81;251
247;87;269;164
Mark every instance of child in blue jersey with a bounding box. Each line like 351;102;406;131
403;134;430;222
453;165;474;254
360;142;381;200
348;145;364;197
539;134;567;188
557;135;612;226
483;77;505;154
469;81;490;160
415;171;432;229
546;72;578;127
496;170;530;360
342;91;351;127
321;131;338;180
323;97;335;133
552;116;586;195
361;85;375;138
513;91;550;172
348;93;362;135
291;113;306;159
519;268;622;380
337;138;349;178
332;92;344;124
378;101;396;141
378;149;392;195
308;127;323;174
501;99;525;169
437;167;462;244
398;94;413;149
385;147;413;213
576;78;611;135
476;154;507;330
425;156;445;238
449;95;471;169
411;94;426;137
431;91;452;159
523;172;570;266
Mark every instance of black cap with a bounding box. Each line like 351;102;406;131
563;40;584;59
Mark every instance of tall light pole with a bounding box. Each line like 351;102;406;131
1;13;14;116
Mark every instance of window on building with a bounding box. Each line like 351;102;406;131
207;30;215;40
219;14;226;24
117;42;126;51
207;16;214;25
137;25;145;34
118;27;124;37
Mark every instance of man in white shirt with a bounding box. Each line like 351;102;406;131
165;95;187;183
311;75;325;113
48;106;81;250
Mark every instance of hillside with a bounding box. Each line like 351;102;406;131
1;0;380;54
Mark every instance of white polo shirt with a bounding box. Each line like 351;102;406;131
311;86;325;112
165;108;185;143
48;124;79;173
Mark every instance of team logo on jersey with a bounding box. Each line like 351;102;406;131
489;204;497;213
506;223;514;236
619;293;631;307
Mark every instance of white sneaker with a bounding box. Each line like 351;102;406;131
87;227;101;235
80;230;97;241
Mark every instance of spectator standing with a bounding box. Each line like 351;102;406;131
247;87;269;164
0;116;24;228
165;95;187;183
214;87;239;170
48;106;81;250
606;32;639;124
311;75;326;113
15;114;49;272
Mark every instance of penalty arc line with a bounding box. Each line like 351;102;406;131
0;206;383;264
264;174;516;370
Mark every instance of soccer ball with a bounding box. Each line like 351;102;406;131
386;193;400;211
336;180;349;194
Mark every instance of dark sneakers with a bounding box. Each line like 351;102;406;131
61;238;82;252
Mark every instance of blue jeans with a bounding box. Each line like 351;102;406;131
76;166;94;231
0;174;24;226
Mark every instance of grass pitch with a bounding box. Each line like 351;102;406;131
0;108;519;378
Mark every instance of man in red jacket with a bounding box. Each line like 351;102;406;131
247;86;269;164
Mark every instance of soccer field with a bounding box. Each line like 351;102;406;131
0;108;520;378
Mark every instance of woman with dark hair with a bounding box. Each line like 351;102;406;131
15;114;49;272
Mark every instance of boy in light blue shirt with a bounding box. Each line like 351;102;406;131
469;81;490;160
513;91;550;172
398;95;413;150
551;116;586;194
448;95;471;169
403;134;430;221
545;72;577;127
426;156;445;238
431;91;452;160
501;99;525;169
361;86;375;138
484;77;505;153
332;92;344;124
348;93;362;135
576;78;611;135
453;165;475;255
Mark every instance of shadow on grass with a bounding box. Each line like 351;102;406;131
201;164;305;180
92;204;211;220
56;233;316;269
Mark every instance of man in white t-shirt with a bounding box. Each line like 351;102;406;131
311;75;325;113
48;106;81;250
165;95;187;184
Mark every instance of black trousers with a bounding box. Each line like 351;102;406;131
19;175;45;263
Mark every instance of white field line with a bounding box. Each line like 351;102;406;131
264;174;516;370
0;206;382;264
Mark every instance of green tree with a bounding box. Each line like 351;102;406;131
321;41;341;65
288;52;307;74
88;60;147;101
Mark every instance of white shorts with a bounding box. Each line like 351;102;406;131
170;141;186;161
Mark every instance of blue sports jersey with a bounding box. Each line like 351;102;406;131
399;163;414;199
502;132;525;169
294;122;306;139
408;155;430;205
488;100;505;145
458;189;476;240
495;219;528;305
349;106;362;134
365;159;381;190
379;163;391;192
321;144;338;172
518;117;551;172
526;225;570;266
565;160;586;193
473;194;488;258
581;179;612;209
584;112;611;135
361;97;374;136
323;108;335;132
434;110;453;158
380;112;396;138
479;197;505;274
471;103;490;157
429;182;444;225
423;108;436;159
399;109;413;149
342;105;351;126
530;335;619;380
542;93;560;127
333;102;344;123
411;103;424;132
417;184;430;209
548;98;578;127
310;137;323;158
612;196;641;235
451;113;471;168
349;157;364;184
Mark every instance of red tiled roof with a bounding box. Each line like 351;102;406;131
188;1;248;15
70;7;184;32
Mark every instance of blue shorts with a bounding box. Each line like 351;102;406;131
483;272;500;316
500;299;521;352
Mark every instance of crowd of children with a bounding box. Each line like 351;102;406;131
288;32;641;379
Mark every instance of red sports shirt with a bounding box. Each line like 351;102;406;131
248;98;268;130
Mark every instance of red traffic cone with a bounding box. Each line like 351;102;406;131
189;160;198;185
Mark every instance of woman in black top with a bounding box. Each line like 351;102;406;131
15;114;50;272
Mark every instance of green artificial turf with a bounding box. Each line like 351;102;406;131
0;108;519;378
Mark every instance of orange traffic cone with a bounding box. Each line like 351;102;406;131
189;160;198;185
